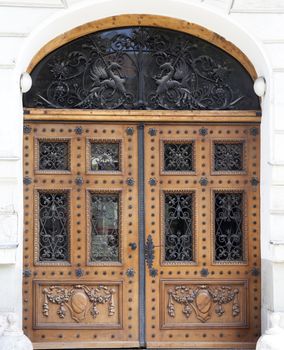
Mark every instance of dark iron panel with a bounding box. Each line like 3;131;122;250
24;27;259;110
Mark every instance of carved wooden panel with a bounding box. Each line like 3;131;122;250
144;123;260;349
34;281;122;329
23;123;140;348
161;280;247;329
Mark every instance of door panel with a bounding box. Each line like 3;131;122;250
144;124;260;349
23;123;140;348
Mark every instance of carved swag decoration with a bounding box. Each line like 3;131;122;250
168;285;240;322
24;27;259;110
42;285;115;322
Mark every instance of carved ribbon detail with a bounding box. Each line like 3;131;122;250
168;285;240;322
42;285;115;322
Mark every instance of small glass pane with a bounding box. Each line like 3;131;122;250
90;193;119;262
215;192;244;261
90;142;120;171
39;141;69;171
214;142;243;171
39;192;69;262
164;193;193;262
164;143;193;171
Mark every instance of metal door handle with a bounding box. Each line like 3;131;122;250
145;235;158;277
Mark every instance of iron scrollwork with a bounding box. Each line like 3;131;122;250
38;192;69;262
214;142;243;172
24;27;259;110
164;193;194;262
39;141;69;171
164;143;194;171
90;193;120;262
215;192;244;262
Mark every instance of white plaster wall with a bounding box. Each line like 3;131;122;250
0;0;283;339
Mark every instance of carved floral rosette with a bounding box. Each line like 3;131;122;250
168;285;240;323
42;285;115;322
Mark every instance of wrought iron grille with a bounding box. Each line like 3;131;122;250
39;141;69;171
214;192;244;261
38;192;69;262
24;27;259;110
164;142;194;171
90;142;120;171
164;193;193;262
90;193;119;262
214;142;243;171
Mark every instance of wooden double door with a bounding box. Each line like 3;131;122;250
23;121;260;349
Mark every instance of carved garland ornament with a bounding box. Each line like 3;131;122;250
168;285;240;322
42;285;115;322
